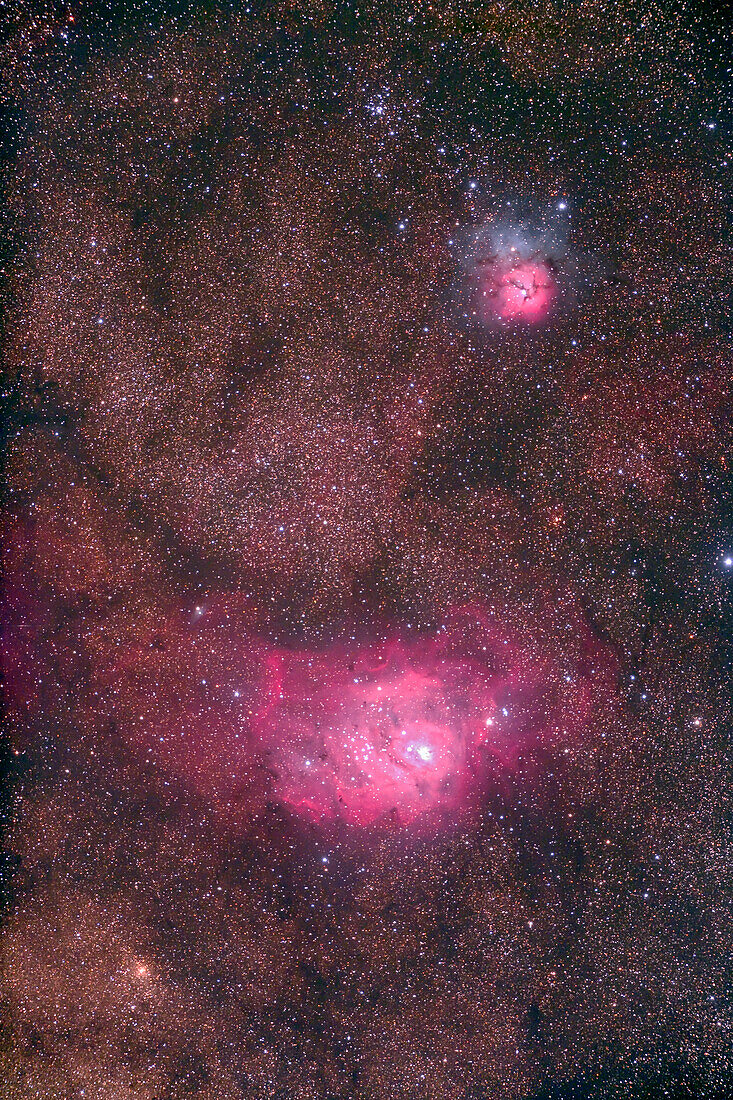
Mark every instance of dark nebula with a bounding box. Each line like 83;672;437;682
1;1;732;1098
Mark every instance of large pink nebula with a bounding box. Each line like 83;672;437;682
252;607;609;826
62;599;614;832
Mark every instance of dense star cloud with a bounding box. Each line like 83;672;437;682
1;1;732;1098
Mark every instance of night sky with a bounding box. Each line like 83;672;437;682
2;1;733;1097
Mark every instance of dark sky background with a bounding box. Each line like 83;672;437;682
2;1;732;1098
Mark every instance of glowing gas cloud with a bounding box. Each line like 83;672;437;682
60;598;616;831
475;256;556;324
250;605;614;827
454;197;603;329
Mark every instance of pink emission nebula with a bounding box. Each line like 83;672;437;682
255;607;613;826
476;257;555;325
61;597;616;832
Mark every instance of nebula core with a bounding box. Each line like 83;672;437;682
475;255;556;324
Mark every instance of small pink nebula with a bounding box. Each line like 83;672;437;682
477;258;555;325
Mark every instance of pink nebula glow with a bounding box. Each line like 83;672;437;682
72;599;614;832
252;608;609;827
476;257;555;325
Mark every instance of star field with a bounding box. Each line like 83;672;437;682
1;1;732;1098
